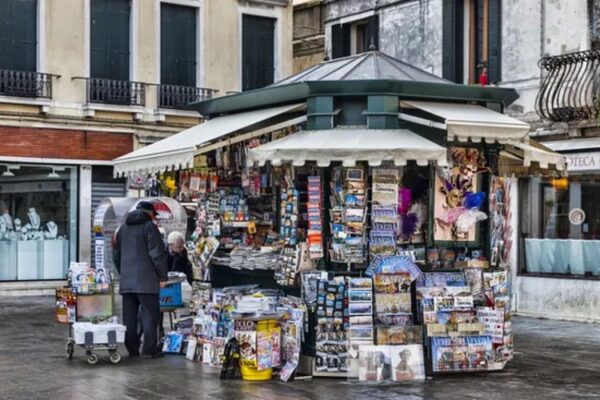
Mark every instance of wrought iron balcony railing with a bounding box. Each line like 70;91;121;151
536;50;600;122
157;84;218;110
0;70;57;99
75;77;146;106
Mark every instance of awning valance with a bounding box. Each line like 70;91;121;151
514;140;566;170
499;139;566;176
247;128;448;167
113;103;303;177
400;100;530;143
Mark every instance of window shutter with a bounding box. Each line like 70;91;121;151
161;4;197;87
0;0;36;71
487;0;502;83
242;15;275;91
91;0;130;80
442;0;464;83
331;24;344;59
366;15;379;51
0;1;13;70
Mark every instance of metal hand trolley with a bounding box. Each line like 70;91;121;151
60;284;125;365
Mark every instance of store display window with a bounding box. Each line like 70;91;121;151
0;164;78;281
522;176;600;276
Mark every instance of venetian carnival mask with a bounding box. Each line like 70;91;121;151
446;189;463;208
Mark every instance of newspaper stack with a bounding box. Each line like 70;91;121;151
212;247;280;270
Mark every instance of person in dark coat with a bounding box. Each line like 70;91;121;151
113;201;168;358
166;231;194;285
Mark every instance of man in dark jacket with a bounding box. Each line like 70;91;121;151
166;231;194;285
113;201;168;358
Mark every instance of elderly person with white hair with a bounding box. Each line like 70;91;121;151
166;231;194;285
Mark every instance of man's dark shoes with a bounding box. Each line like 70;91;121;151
141;351;164;359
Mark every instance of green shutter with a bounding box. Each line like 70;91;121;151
331;22;351;59
0;0;36;71
488;0;502;83
242;15;275;91
91;0;130;80
442;0;464;83
331;24;343;59
161;4;197;87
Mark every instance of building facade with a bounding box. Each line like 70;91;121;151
293;0;325;73
0;0;293;291
316;0;600;321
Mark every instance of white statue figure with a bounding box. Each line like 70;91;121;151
45;221;58;240
0;217;6;240
21;225;29;241
2;213;12;231
27;208;41;230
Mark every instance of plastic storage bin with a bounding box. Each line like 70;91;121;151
160;283;184;308
73;322;126;345
240;364;273;381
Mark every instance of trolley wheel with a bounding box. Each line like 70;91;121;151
65;341;74;360
87;352;99;365
109;351;122;364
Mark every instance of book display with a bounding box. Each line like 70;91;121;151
329;166;368;265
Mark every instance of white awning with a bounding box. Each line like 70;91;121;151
113;103;303;177
499;139;566;176
247;128;448;167
513;140;566;170
400;100;530;143
542;138;600;152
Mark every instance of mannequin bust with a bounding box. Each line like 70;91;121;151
45;221;58;240
27;208;41;230
0;217;6;240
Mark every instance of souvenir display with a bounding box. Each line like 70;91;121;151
101;108;521;382
434;148;488;242
280;186;299;245
307;175;324;259
274;245;300;286
370;168;400;256
348;277;374;348
315;278;349;373
329;166;367;265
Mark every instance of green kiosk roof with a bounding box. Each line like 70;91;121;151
192;51;519;117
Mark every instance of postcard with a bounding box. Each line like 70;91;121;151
349;290;373;302
349;302;373;315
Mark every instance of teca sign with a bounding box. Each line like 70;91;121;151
566;152;600;171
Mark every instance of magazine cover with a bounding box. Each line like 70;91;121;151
358;345;393;381
373;274;412;293
377;326;423;345
431;336;470;372
235;320;257;366
417;272;468;288
466;335;493;370
376;293;411;314
390;344;426;381
163;332;184;354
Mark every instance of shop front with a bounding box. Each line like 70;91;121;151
516;138;600;321
112;52;564;379
0;163;78;281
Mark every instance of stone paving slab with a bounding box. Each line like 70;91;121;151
1;296;599;400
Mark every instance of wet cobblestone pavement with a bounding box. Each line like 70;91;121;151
1;296;599;400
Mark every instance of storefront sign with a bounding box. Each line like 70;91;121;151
565;152;600;171
569;208;586;225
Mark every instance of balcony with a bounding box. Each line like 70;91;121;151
536;50;600;122
157;84;218;110
0;70;57;99
77;77;146;106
